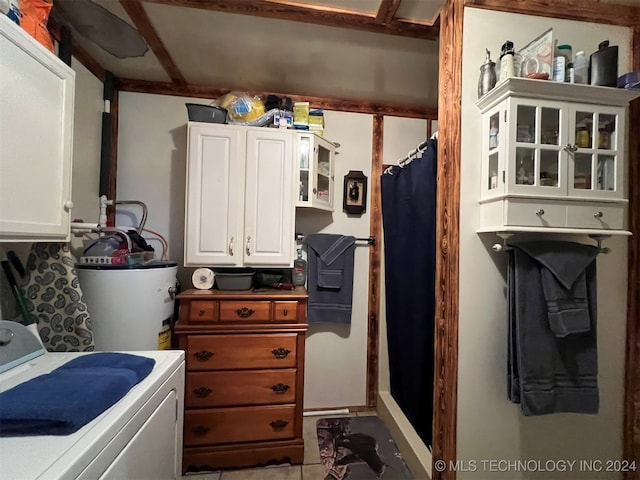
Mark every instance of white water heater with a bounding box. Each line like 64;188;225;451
76;261;178;351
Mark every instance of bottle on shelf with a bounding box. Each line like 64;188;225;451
499;40;516;81
293;248;307;286
573;51;588;84
478;48;497;98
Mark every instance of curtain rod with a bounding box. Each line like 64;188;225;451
295;234;376;246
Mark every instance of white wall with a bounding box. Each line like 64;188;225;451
458;8;631;478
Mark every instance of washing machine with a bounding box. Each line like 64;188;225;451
0;321;185;480
76;261;178;351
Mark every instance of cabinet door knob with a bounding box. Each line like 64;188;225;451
536;209;545;216
229;236;234;256
563;144;578;153
271;383;290;393
246;235;251;256
272;347;291;359
64;201;74;211
193;386;213;397
192;425;210;435
270;419;289;430
593;211;604;218
194;350;214;361
235;307;254;318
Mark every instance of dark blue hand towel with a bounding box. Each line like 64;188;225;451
0;353;155;436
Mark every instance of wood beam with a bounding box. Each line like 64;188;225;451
116;78;438;119
623;25;640;480
375;0;402;24
432;0;462;478
119;0;186;85
142;0;439;40
367;114;384;408
464;0;640;27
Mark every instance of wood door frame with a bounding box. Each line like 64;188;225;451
434;2;640;479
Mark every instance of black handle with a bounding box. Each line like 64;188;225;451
270;419;289;430
193;386;213;397
271;383;290;394
235;307;255;318
272;348;291;359
192;425;210;435
194;350;214;361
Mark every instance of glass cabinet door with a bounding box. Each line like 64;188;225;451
296;133;335;210
298;136;310;202
507;100;566;195
568;106;624;199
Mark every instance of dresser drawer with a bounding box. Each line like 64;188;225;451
566;203;624;230
274;301;298;321
184;405;296;446
186;333;298;370
190;301;217;322
219;301;271;321
505;199;566;228
186;369;297;407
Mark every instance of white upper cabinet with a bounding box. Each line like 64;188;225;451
0;15;75;242
296;132;335;211
476;78;639;235
184;123;296;267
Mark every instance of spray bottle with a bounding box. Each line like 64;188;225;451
293;248;307;286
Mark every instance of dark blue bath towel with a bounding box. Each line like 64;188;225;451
0;353;155;436
305;234;356;324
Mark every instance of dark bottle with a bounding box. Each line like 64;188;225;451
589;40;618;87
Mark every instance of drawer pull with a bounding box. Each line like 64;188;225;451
235;307;255;318
270;419;289;430
283;309;288;316
198;309;206;316
192;425;210;435
536;209;545;216
194;350;214;361
272;347;291;359
593;211;604;218
193;386;213;397
271;383;290;394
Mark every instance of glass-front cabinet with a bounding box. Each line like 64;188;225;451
477;78;637;234
296;132;335;211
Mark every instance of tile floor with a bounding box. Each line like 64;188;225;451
182;411;378;480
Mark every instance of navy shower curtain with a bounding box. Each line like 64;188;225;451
381;138;437;447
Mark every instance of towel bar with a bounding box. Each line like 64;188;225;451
491;233;610;254
296;234;375;246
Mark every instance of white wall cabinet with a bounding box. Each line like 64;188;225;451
0;15;75;242
184;123;296;267
476;78;639;235
296;132;335;211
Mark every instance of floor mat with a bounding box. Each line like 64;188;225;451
316;416;413;480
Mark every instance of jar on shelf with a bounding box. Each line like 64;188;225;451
598;127;611;149
576;126;590;148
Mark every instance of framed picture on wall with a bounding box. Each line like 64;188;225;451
343;170;367;215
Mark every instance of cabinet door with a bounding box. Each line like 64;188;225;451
244;129;295;266
480;104;505;200
0;16;74;241
506;98;567;197
567;104;625;200
184;124;245;266
296;133;334;211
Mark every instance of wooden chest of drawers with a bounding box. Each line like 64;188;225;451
174;288;308;473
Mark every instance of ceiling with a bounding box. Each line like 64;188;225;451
51;0;444;113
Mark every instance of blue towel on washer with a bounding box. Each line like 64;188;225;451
0;353;155;436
